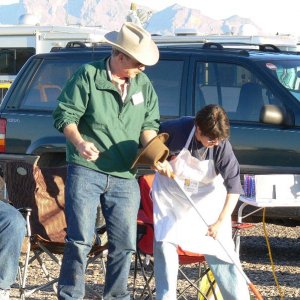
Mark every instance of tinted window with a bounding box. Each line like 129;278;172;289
261;60;300;102
21;60;82;110
0;87;8;102
145;60;184;117
0;48;35;75
194;62;278;122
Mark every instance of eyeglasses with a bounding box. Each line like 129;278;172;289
195;126;224;144
206;137;225;144
124;55;145;69
130;59;145;69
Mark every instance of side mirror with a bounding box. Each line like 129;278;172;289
260;104;294;127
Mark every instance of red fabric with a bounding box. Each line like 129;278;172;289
137;174;205;264
137;174;155;255
232;221;254;229
178;246;205;264
138;174;155;223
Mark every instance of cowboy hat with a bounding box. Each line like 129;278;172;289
131;133;169;169
103;22;159;66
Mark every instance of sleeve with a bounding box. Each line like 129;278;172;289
159;117;194;155
141;81;160;132
214;140;244;194
52;65;90;133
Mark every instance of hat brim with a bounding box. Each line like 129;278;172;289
103;36;159;66
131;133;169;169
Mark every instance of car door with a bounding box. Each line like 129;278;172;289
189;55;300;175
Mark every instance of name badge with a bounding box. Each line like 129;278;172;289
183;178;199;193
132;92;144;105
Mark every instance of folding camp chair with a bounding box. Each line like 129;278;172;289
133;174;219;300
4;161;108;299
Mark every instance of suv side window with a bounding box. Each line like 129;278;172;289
145;60;184;118
21;60;82;110
194;62;277;122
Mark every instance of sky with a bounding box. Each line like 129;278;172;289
133;0;299;36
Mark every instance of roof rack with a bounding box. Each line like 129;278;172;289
66;41;88;48
152;34;298;52
201;42;283;52
50;40;296;57
50;40;109;52
258;44;281;52
202;42;223;49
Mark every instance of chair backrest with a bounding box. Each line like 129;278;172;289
5;161;67;243
137;174;155;255
236;82;264;121
138;174;155;223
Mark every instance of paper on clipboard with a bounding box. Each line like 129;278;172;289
255;174;300;201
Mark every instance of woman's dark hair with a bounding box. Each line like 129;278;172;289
195;104;230;140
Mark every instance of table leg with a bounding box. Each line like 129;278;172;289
235;202;248;254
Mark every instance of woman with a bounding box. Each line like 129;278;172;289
152;104;250;300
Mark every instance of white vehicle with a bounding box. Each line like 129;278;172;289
152;32;298;52
0;15;107;101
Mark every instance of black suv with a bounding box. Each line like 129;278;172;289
1;43;300;221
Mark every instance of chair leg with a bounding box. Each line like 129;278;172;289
132;251;139;299
134;251;155;300
38;242;62;265
17;209;32;299
85;284;103;299
177;262;218;300
18;237;32;299
18;247;61;298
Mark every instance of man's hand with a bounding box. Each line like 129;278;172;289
153;160;175;178
76;140;100;161
63;124;100;161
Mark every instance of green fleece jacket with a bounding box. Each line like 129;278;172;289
53;58;160;178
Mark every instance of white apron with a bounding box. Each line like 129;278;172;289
152;127;235;262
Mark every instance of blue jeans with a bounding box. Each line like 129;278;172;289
58;164;140;300
0;201;26;290
154;241;250;300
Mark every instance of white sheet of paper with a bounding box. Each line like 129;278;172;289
255;174;300;201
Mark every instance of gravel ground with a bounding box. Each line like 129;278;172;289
8;222;300;300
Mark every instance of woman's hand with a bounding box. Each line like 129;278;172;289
207;193;240;239
153;160;175;178
207;220;222;239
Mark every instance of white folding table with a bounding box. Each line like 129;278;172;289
235;196;300;254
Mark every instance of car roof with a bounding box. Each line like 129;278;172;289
34;42;300;62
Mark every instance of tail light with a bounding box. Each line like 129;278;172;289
0;118;7;152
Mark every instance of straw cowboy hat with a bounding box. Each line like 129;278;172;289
131;133;169;168
104;22;159;66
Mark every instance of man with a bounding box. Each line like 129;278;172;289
53;22;160;299
0;201;26;300
152;105;250;299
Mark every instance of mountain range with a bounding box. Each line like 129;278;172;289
0;0;264;35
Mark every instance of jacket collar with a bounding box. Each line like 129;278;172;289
94;57;149;95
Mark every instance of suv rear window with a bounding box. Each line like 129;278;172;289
20;60;83;110
20;58;185;116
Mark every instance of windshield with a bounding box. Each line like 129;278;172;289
262;60;300;102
